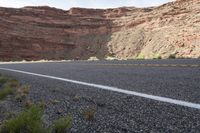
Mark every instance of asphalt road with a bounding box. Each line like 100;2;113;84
0;59;200;132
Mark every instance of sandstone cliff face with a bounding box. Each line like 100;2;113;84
0;0;200;61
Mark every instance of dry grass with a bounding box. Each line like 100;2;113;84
5;79;19;88
15;85;31;102
83;107;96;121
24;100;34;109
105;56;118;60
51;99;60;105
88;56;99;61
73;95;81;102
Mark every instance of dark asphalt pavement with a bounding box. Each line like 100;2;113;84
0;59;200;132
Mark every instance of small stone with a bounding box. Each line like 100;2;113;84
73;95;81;102
57;109;63;114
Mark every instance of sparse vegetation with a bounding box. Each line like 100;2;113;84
0;106;48;133
152;54;162;59
0;104;73;133
0;74;74;133
88;56;99;61
157;56;162;59
53;116;72;133
15;85;31;102
73;95;81;102
0;86;14;100
5;79;19;88
20;85;31;95
25;100;34;109
136;54;145;60
168;54;176;59
38;100;47;109
3;111;16;120
51;99;60;105
0;75;17;100
0;76;9;85
0;74;31;102
105;56;118;60
84;107;96;121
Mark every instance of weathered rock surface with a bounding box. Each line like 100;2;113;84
0;0;200;61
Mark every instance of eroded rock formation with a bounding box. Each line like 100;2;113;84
0;0;200;61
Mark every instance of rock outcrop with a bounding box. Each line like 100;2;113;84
0;0;200;61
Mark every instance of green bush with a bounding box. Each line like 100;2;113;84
157;56;162;59
53;116;72;133
0;76;9;85
0;75;20;100
152;54;162;59
168;54;176;59
0;106;48;133
136;54;145;60
0;86;14;100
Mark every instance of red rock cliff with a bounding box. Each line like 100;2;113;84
0;0;200;61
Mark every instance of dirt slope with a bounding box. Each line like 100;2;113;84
0;0;200;61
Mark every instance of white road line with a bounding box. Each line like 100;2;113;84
0;67;200;110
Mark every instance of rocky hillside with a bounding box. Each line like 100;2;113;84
0;0;200;61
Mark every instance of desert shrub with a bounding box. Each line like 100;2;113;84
15;85;31;102
0;75;19;100
151;53;162;59
53;116;72;133
84;107;96;121
20;85;31;95
0;86;14;100
168;54;176;59
136;54;145;60
0;76;9;85
0;106;48;133
5;79;19;88
156;56;162;59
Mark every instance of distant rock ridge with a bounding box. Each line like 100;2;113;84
0;0;200;61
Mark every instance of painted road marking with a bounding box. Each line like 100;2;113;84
0;67;200;110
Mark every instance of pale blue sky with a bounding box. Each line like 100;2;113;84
0;0;174;10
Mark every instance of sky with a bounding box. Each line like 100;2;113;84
0;0;174;10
